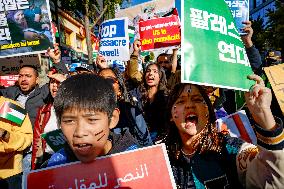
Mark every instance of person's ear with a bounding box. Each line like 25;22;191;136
36;76;39;84
109;108;120;129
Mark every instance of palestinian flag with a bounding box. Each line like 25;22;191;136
128;25;135;39
0;101;26;126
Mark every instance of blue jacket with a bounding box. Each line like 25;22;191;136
47;130;139;167
246;45;263;76
113;101;152;147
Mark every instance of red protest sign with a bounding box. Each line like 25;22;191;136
24;144;176;189
0;75;18;87
139;15;181;51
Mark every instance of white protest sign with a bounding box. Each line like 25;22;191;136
99;17;129;61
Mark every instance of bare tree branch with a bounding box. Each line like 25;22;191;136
90;5;108;28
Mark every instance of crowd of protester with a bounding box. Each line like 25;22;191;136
1;20;284;189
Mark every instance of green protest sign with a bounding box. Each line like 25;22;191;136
41;129;66;152
182;0;254;91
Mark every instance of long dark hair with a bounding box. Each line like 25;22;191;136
139;63;168;108
164;83;225;161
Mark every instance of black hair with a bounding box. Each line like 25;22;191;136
54;74;117;123
156;53;172;63
143;63;167;91
138;63;168;109
98;67;132;104
19;64;39;77
164;83;224;162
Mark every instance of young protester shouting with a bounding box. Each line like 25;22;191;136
47;74;139;166
164;74;284;188
130;63;168;142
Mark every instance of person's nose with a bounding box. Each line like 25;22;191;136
73;119;88;138
185;99;195;110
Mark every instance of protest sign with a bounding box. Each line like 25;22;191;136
41;129;66;152
216;110;256;144
139;15;181;51
0;0;54;58
99;17;129;61
225;0;249;35
0;75;18;87
0;54;40;76
115;0;175;41
24;144;176;189
182;0;254;91
264;63;284;115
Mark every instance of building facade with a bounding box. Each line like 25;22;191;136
49;1;98;66
249;0;276;26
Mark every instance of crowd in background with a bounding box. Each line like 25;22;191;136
0;19;284;189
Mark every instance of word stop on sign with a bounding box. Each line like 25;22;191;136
101;25;117;38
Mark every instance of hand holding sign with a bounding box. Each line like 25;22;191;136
241;21;253;48
133;39;141;56
47;43;61;64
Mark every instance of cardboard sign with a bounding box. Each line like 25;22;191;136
24;144;177;189
41;129;66;152
216;110;257;144
0;0;54;58
139;15;181;51
264;63;284;115
225;0;249;35
99;17;130;61
0;54;40;76
182;0;254;91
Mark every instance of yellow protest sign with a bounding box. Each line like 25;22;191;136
264;63;284;115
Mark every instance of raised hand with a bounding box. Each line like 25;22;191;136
47;43;61;64
245;74;276;130
241;21;253;48
133;39;141;56
48;73;66;83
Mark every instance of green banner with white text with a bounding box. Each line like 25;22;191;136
182;0;254;91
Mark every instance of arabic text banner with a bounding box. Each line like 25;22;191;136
182;0;254;91
24;144;177;189
264;63;284;115
99;17;129;61
139;15;181;51
0;0;54;58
